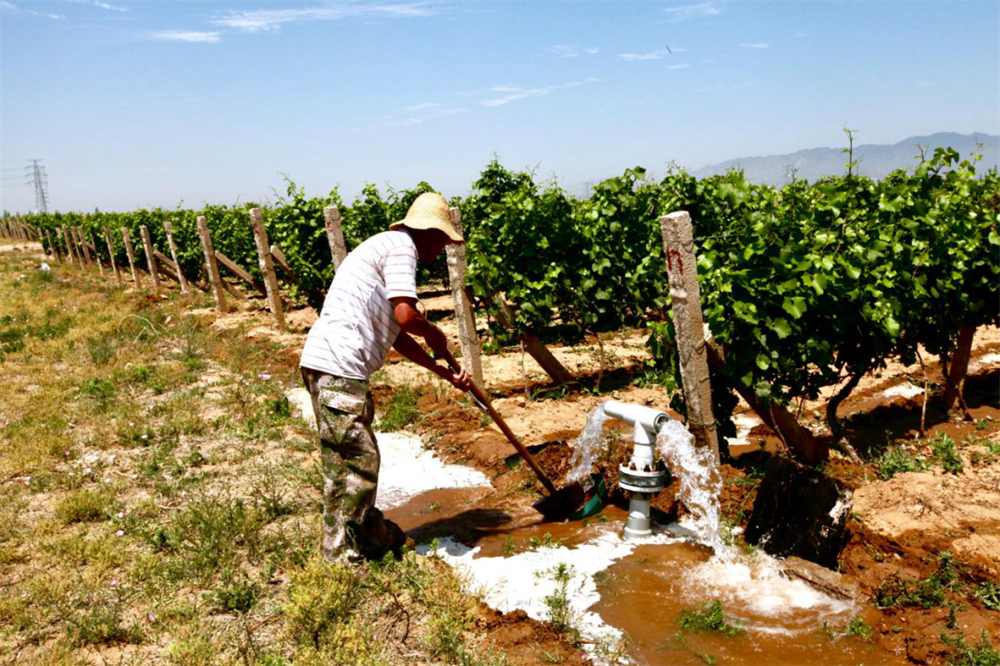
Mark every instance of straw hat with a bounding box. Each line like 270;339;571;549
390;192;463;243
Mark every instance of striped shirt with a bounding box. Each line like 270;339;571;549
300;230;418;380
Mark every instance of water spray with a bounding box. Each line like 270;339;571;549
603;401;672;540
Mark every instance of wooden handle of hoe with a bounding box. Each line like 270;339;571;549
440;349;558;495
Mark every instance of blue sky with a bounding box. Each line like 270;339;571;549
2;0;998;213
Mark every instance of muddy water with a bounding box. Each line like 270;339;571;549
388;493;906;666
595;543;905;666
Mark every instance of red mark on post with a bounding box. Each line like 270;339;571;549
665;247;684;275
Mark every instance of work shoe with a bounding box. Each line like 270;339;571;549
356;508;410;561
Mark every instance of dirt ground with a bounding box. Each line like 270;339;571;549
14;243;997;665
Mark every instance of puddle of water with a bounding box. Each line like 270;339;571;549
596;543;904;665
375;432;491;510
880;382;924;399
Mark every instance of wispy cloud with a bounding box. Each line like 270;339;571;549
149;30;221;43
69;0;129;12
212;2;437;33
668;63;691;70
385;102;469;126
547;44;599;58
738;42;770;49
480;78;600;108
2;2;65;19
662;2;720;23
404;102;441;112
619;49;668;62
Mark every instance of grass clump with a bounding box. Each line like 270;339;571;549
973;581;1000;611
930;433;964;474
846;617;873;641
54;489;111;524
375;385;421;432
941;630;1000;666
678;600;744;637
875;446;930;480
874;552;961;609
541;563;574;634
207;568;260;614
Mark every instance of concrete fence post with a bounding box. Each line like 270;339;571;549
103;228;124;286
197;216;229;314
121;227;142;289
139;226;161;294
163;221;190;294
249;208;285;329
445;207;484;387
659;211;720;463
323;205;349;272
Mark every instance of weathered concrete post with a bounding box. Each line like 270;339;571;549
163;221;190;294
62;226;78;266
197;216;228;314
103;228;124;286
121;227;142;288
445;207;484;387
74;228;92;267
323;205;349;272
249;208;285;329
659;211;720;463
44;230;60;262
139;226;161;294
87;229;105;277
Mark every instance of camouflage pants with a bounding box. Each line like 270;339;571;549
300;368;379;562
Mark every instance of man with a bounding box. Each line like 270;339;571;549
300;192;472;564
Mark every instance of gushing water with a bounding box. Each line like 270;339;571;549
655;421;728;557
564;402;611;486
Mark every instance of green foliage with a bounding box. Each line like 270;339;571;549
846;617;873;641
678;600;744;636
375;385;422;432
941;630;1000;666
875;552;962;609
930;433;964;474
207;568;260;614
18;146;999;450
54;489;111;524
541;563;574;634
974;581;1000;611
875;446;930;480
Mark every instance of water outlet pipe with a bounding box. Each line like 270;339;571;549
603;401;671;540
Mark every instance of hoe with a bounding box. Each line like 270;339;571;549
439;350;587;519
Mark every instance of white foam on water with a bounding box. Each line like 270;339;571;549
880;382;924;399
285;388;489;510
726;411;765;448
685;552;857;635
376;432;491;510
969;352;1000;373
420;526;683;662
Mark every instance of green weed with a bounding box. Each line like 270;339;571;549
940;630;1000;666
207;568;259;614
930;433;964;474
376;385;421;432
875;446;929;480
973;581;1000;611
54;489;111;524
678;600;744;637
541;563;575;634
846;617;873;641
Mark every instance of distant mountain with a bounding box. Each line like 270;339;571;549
691;132;999;185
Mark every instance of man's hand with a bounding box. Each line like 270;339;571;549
439;364;472;392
